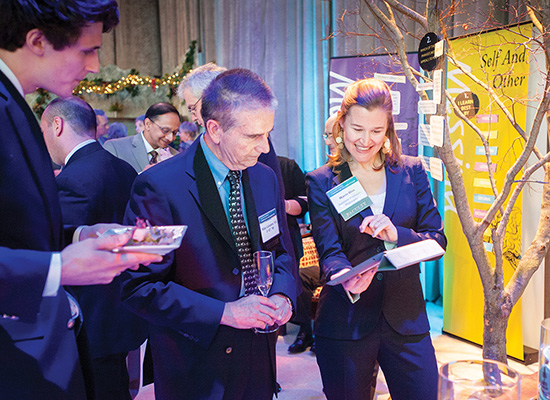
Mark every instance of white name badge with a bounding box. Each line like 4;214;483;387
259;208;280;243
326;176;372;221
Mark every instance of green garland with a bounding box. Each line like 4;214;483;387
32;41;196;117
74;40;196;98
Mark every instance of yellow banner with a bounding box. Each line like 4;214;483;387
444;24;531;360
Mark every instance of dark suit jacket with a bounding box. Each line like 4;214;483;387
57;142;147;358
277;156;308;261
121;139;296;398
0;70;85;398
307;156;446;340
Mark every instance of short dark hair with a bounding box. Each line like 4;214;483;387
145;103;180;123
201;68;277;131
0;0;119;51
42;96;97;139
135;114;146;123
94;108;108;122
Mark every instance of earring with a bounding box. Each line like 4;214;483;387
382;137;391;154
336;130;345;149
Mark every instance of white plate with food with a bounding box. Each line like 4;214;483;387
102;225;187;255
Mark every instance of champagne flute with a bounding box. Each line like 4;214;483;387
253;250;278;333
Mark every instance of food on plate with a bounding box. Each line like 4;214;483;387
128;218;183;246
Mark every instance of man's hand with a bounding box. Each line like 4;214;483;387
220;295;280;330
331;267;377;295
60;232;162;286
270;294;293;325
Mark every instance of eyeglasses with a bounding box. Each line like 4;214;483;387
187;96;202;113
150;119;178;136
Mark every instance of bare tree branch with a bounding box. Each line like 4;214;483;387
385;0;428;30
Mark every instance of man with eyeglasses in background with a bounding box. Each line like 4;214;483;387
178;62;226;127
104;103;180;173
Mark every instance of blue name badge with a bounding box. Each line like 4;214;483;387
259;208;280;243
326;176;372;221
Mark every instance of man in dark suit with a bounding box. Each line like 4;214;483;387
41;97;146;400
103;103;180;173
0;2;161;398
122;68;297;400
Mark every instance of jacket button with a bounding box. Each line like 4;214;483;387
376;272;383;281
67;319;75;329
225;347;232;354
232;268;239;275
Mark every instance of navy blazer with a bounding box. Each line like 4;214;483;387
57;142;148;358
0;70;85;398
121;139;296;395
307;156;446;340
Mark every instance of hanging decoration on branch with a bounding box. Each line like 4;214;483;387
73;40;196;98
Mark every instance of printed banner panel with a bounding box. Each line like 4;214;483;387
444;24;532;360
329;54;420;156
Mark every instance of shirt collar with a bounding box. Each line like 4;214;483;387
64;139;96;166
200;135;231;190
140;131;156;153
0;58;25;97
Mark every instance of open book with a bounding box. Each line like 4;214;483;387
327;239;445;286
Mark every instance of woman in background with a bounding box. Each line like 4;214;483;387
307;78;446;400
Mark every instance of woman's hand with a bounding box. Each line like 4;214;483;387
330;267;378;295
359;214;398;243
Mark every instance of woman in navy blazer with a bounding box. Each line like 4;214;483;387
307;78;446;400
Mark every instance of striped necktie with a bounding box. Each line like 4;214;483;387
149;150;158;165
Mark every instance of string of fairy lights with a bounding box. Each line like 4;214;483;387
74;41;196;97
32;41;196;117
72;69;186;96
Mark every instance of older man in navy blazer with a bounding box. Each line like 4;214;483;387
122;69;296;400
41;97;146;400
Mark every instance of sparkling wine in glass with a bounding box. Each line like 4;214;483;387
256;251;273;296
253;250;277;333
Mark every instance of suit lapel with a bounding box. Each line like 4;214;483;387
189;144;236;252
382;163;403;219
242;170;261;253
331;162;352;186
0;71;62;249
132;134;148;171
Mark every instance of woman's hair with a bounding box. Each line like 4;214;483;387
329;78;402;170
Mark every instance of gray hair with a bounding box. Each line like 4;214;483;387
201;68;277;132
177;63;227;99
